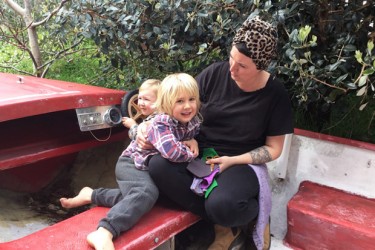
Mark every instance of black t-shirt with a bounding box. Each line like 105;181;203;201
195;61;294;156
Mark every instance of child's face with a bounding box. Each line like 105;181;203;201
172;92;197;124
138;88;157;116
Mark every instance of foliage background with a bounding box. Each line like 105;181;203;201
0;0;374;143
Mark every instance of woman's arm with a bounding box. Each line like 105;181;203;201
249;135;285;164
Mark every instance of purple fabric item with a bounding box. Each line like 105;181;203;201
249;164;271;250
200;167;220;189
190;178;205;196
190;166;220;196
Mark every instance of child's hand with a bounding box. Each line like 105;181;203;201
182;139;199;158
122;117;137;129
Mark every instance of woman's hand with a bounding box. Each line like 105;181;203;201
136;122;154;150
206;156;234;173
182;139;199;158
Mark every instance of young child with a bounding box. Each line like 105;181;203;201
60;73;201;250
122;79;160;139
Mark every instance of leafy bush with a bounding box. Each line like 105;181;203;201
58;0;256;86
274;0;374;139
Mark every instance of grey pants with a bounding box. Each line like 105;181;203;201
92;156;159;238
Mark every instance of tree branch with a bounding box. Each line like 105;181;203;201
3;0;25;16
40;37;84;77
32;0;70;27
0;64;34;76
307;75;348;93
0;22;37;66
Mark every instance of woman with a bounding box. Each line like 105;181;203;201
146;16;294;250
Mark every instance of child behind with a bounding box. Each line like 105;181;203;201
122;79;160;139
60;73;201;250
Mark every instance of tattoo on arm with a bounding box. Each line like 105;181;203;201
249;146;272;164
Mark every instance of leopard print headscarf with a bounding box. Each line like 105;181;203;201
232;16;278;70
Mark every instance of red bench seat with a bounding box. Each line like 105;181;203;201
0;202;200;250
285;181;375;250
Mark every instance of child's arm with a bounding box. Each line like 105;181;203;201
122;117;137;129
147;118;196;162
123;117;138;140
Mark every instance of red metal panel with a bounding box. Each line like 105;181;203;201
0;73;128;192
0;73;125;122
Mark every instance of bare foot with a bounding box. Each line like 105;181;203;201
87;227;114;250
60;187;93;208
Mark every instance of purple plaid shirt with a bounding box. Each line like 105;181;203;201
122;113;201;170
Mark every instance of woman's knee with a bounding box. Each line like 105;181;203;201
205;194;236;225
204;168;260;226
206;195;259;226
148;155;168;179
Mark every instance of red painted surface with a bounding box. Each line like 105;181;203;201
0;73;125;122
0;154;76;193
294;128;375;152
0;73;127;192
0;110;125;171
286;181;375;250
0;202;200;250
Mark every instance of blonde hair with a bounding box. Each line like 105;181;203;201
156;73;200;116
139;79;161;96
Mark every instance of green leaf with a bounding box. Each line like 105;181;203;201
343;44;357;52
298;25;311;43
153;27;162;34
197;43;207;55
356;86;366;96
363;68;375;75
327;61;341;72
358;75;367;87
367;40;374;55
359;102;368;111
309;35;317;46
355;50;363;63
335;73;348;83
346;83;357;89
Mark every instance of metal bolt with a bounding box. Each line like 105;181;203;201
17;76;24;84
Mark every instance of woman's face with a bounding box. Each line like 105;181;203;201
172;91;197;125
137;88;157;116
229;46;260;88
